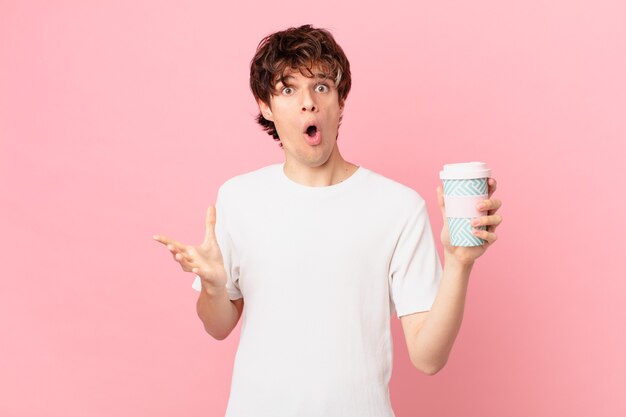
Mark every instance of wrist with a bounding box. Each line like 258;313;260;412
201;280;227;297
443;251;475;271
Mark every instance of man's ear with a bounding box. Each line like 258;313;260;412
258;100;274;121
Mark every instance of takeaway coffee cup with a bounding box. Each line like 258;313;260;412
439;162;492;247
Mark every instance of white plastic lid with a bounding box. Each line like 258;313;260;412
439;162;491;180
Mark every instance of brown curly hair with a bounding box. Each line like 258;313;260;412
249;24;352;147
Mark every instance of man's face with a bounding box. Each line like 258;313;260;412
258;66;344;168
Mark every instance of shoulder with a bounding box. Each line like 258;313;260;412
218;163;281;199
363;167;426;213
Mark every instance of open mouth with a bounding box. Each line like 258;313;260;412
305;124;318;137
303;122;321;145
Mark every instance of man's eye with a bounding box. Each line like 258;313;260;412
282;87;294;95
315;84;329;93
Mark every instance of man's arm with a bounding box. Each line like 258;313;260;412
196;284;244;340
402;179;501;374
155;204;244;340
400;256;473;375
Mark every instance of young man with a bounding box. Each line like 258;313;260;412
154;24;502;417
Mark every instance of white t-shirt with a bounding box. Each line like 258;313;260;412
192;162;443;417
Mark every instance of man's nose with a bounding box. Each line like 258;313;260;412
301;90;317;112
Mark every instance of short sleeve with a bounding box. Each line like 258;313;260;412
192;185;243;300
388;193;443;318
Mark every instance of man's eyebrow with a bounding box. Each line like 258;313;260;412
275;73;333;85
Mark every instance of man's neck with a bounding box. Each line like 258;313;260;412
283;158;359;187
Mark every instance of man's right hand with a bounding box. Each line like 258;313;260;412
153;205;227;291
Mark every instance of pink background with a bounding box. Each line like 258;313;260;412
2;1;625;416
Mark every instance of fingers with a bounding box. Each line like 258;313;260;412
203;205;217;246
437;186;445;212
153;235;186;252
488;178;497;198
168;244;192;263
472;189;500;240
174;251;193;263
153;234;195;262
152;235;176;246
476;197;502;213
471;214;503;228
472;228;497;244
